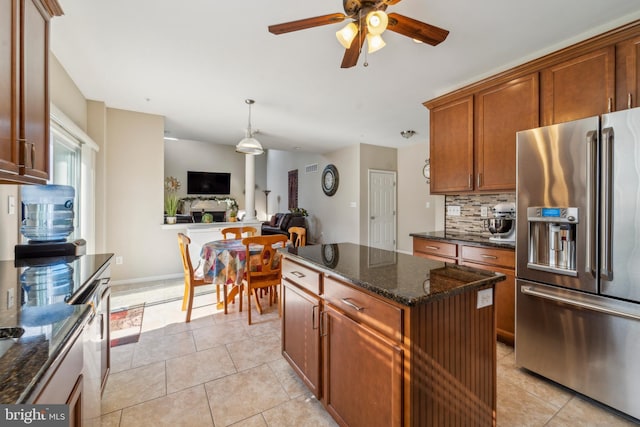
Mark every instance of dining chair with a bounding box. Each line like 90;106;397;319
240;234;288;325
288;226;306;247
177;233;217;322
221;226;257;239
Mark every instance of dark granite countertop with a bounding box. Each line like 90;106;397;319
410;230;515;250
0;253;113;403
282;243;505;306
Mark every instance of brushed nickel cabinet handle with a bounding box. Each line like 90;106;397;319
341;298;364;312
628;93;633;109
424;245;440;250
607;97;612;112
31;143;36;169
480;254;498;259
291;271;305;278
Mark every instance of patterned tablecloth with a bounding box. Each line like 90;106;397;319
199;239;284;285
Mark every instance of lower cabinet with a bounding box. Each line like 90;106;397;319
323;305;403;427
460;244;516;345
281;280;321;397
33;327;84;427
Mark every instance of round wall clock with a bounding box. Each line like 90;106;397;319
422;159;431;184
321;244;339;268
321;164;339;196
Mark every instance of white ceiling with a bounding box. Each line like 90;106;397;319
50;0;640;154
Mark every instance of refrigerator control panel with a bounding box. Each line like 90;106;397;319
527;207;578;223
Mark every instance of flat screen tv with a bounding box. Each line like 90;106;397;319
187;171;231;195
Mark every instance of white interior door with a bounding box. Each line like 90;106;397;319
368;170;396;251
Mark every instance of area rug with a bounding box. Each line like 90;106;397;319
110;303;145;347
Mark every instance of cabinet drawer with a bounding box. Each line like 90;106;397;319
324;276;402;342
460;245;514;268
282;259;321;295
413;238;457;259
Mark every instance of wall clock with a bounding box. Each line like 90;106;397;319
321;244;339;268
321;164;339;196
422;159;431;184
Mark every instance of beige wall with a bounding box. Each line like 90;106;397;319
103;108;179;282
396;142;445;253
49;53;87;131
358;144;398;246
0;186;19;260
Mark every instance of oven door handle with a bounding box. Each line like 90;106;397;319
521;285;640;321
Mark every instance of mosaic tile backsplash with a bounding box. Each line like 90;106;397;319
445;193;516;236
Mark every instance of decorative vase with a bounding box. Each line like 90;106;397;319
230;217;237;222
166;216;177;224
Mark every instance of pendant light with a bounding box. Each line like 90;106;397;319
236;99;264;155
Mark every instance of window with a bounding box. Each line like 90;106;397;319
49;105;99;252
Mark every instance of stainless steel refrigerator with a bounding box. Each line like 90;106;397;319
515;108;640;420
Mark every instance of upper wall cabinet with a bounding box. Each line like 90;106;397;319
425;20;640;195
540;47;615;125
475;73;539;192
615;35;640;110
0;0;62;185
427;73;539;194
429;96;474;193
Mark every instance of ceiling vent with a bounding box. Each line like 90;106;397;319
305;163;319;174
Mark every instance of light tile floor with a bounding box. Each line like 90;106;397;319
104;280;640;426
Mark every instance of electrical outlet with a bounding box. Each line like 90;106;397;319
115;256;123;265
481;206;488;217
447;206;461;216
425;201;430;208
477;288;493;308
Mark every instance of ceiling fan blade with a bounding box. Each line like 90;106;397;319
268;13;346;35
341;26;366;68
386;13;449;46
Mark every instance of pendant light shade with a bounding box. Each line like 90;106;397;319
367;33;386;53
366;11;388;35
336;22;358;49
236;99;264;155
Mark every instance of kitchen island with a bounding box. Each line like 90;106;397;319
0;253;113;426
281;243;505;427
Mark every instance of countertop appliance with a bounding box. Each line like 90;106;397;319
515;108;640;420
485;202;515;242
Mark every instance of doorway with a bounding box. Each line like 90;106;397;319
368;170;396;251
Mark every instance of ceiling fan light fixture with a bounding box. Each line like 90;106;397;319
336;22;358;49
366;33;386;53
366;11;388;35
236;99;264;155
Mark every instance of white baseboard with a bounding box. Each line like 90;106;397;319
111;273;183;286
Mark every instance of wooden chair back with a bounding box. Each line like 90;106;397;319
288;226;306;247
241;234;288;324
177;232;210;322
221;226;257;239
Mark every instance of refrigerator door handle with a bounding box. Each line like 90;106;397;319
601;127;614;281
585;130;597;278
521;285;640;321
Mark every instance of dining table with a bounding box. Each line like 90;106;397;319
199;238;285;313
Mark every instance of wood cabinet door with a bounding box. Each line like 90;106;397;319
0;0;20;177
19;0;50;182
282;280;321;397
429;95;474;194
323;306;403;427
475;73;539;191
615;35;640;111
541;46;615;125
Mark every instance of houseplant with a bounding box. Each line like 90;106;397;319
164;176;180;224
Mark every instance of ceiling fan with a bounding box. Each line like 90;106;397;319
268;0;449;68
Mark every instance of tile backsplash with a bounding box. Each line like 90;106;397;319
445;193;516;236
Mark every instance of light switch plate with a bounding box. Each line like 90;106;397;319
481;206;488;217
8;195;15;215
477;288;493;308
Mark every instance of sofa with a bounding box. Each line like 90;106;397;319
261;213;306;237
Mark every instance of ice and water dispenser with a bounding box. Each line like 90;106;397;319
527;207;578;275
